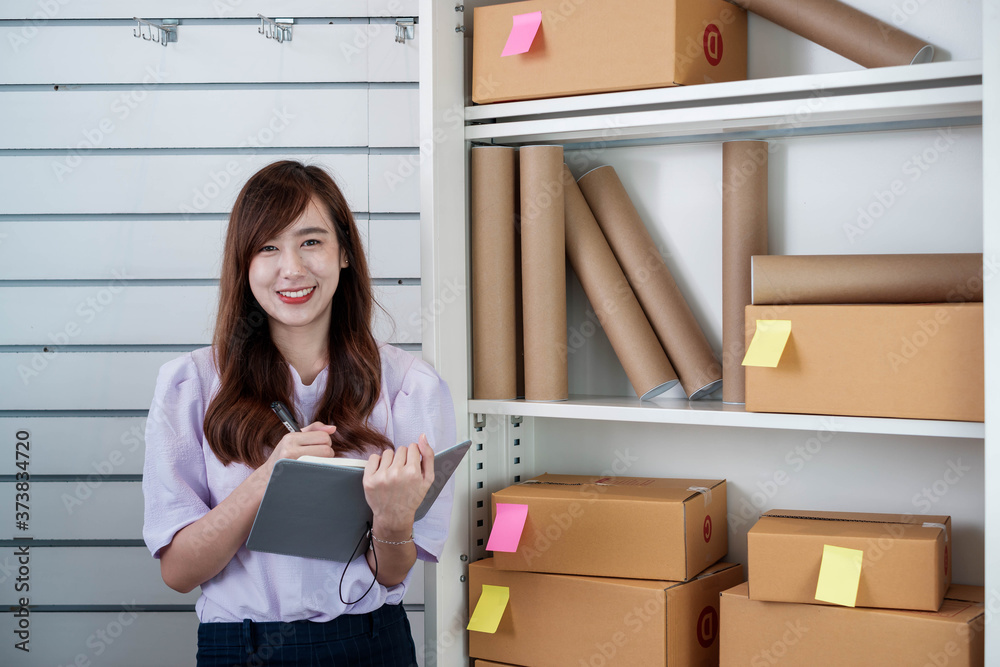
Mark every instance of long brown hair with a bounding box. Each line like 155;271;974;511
204;160;393;467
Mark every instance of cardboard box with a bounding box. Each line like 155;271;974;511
748;510;952;611
720;582;985;666
491;474;727;581
470;557;744;666
471;0;747;104
744;303;984;422
475;662;521;667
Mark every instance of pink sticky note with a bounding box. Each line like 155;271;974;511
486;503;529;552
500;11;542;57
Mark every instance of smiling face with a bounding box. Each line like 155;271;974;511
248;196;348;344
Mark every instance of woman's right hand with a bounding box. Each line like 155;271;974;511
160;420;338;594
256;421;338;480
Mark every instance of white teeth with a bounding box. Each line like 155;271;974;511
278;287;315;298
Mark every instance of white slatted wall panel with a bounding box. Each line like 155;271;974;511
0;1;419;20
0;5;425;665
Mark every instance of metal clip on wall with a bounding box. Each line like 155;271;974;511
257;15;294;43
132;17;178;47
395;18;415;44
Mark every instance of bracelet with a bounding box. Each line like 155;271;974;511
370;530;414;546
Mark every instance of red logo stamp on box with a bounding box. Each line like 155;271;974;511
704;24;723;66
703;515;713;542
696;605;719;648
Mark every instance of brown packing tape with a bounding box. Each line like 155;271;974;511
763;509;950;528
471;146;518;400
726;0;933;68
519;146;568;401
576;166;722;399
721;141;768;404
751;253;984;305
561;165;678;400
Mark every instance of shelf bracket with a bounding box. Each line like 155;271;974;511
132;18;178;47
257;15;293;43
395;18;416;44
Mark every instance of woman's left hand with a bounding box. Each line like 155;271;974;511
363;434;435;532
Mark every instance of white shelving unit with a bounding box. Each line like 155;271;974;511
419;1;996;665
465;60;982;145
468;396;985;440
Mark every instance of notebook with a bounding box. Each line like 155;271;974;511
246;439;472;561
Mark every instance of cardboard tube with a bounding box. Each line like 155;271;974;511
752;254;985;305
520;146;568;401
470;146;517;400
577;166;723;400
562;165;679;400
722;141;769;404
727;0;933;68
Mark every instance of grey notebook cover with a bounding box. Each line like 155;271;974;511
246;439;472;562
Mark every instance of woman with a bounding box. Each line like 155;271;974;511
142;160;456;666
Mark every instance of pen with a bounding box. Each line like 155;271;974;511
270;401;301;433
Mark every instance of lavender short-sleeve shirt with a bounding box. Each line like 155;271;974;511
141;344;457;623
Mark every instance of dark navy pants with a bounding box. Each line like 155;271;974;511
196;604;418;667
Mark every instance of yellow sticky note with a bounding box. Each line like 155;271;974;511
814;544;864;607
742;320;792;367
467;584;510;633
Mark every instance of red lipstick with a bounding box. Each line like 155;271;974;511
276;287;315;304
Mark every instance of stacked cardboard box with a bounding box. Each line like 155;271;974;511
468;474;743;666
472;0;747;104
744;302;984;422
744;253;985;421
720;509;985;666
